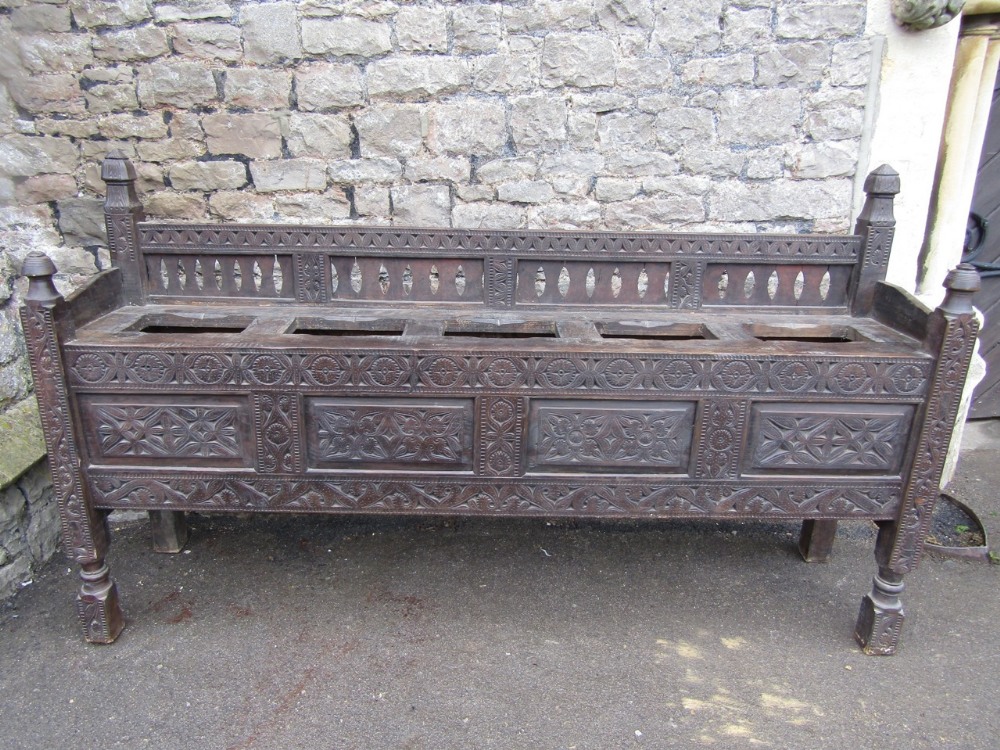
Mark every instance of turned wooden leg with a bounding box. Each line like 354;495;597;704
149;510;188;553
798;520;837;562
77;561;125;644
854;521;904;655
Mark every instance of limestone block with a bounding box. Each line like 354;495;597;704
391;184;451;225
641;175;711;196
70;0;152;28
168;160;247;190
541;151;605;178
298;0;396;19
598;112;656;150
455;184;493;201
653;107;714;152
0;358;32;410
804;104;864;142
745;147;785;179
602;150;677;177
453;4;502;54
85;84;139;114
355;105;427;158
0;397;45;490
0;135;77;176
595;177;640;202
472;48;540;94
138;62;218;108
496;180;554;204
717;89;801;146
208;190;276;221
327;157;402;184
569;92;631;113
637;93;685;114
275;192;352;222
0;309;22;365
136;138;206;162
395;7;448;53
429;100;506;155
36;118;99;138
511;94;566;150
353;185;390;216
508;0;593;32
756;42;830;87
57;197;105;246
203;114;283;159
242;2;301;64
296;63;365;110
18;33;93;73
171;113;204;141
477;157;538;185
567;112;597;148
528;199;602;229
368;58;471;99
615;57;673;91
604;196;706;227
831;40;873;87
722;8;772;49
15;174;77;204
708;178;852;221
93;26;169;60
224;69;292;109
172;22;243;62
405;156;470;183
452;201;527;229
287;113;352;158
681;54;754;86
596;0;656;30
541;34;616;88
8;74;85;115
678;146;744;177
98;114;169;140
301;18;392;57
651;0;723;54
155;0;233;22
786;141;858;179
11;4;71;32
0;253;13;304
251;159;329;192
80;139;136;163
145;191;206;219
776;4;865;40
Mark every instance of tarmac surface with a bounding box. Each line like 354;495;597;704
1;443;998;749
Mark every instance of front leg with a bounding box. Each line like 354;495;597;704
150;510;188;553
798;519;837;562
854;521;904;655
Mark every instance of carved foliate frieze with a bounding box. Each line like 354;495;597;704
307;398;472;468
890;316;979;573
695;399;748;479
255;393;302;473
478;396;524;477
749;404;913;474
529;400;694;471
65;348;933;400
139;224;862;261
88;473;901;518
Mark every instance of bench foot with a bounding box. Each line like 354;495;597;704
77;563;124;644
798;519;837;562
854;521;904;655
149;510;188;553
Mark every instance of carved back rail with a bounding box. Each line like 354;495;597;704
103;153;899;315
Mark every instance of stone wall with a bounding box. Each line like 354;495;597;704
0;0;876;596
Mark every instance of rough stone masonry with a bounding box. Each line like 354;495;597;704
0;0;875;597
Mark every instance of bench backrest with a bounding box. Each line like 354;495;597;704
103;153;898;316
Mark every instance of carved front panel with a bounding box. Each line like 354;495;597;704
746;403;914;476
79;396;253;467
306;398;474;470
527;399;695;472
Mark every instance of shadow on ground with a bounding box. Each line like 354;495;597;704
1;450;998;749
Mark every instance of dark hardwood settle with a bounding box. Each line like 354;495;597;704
19;153;981;655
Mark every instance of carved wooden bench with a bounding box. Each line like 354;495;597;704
21;153;980;653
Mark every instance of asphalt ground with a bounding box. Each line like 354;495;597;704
1;446;998;750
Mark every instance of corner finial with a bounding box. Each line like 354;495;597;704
864;165;901;196
23;251;61;303
941;263;981;315
101;151;137;183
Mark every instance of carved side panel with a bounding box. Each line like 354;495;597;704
478;396;525;477
746;403;914;475
486;256;515;308
296;252;327;303
79;396;253;467
19;306;105;564
306;398;474;469
527;400;695;472
255;393;303;473
890;315;979;573
695;399;748;479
